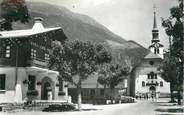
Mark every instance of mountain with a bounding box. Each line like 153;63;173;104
12;2;149;69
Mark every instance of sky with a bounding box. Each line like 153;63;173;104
26;0;178;49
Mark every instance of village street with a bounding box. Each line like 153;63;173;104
0;98;183;115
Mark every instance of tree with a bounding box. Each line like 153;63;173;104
98;63;129;102
49;40;112;109
161;0;183;105
0;0;30;30
160;52;178;102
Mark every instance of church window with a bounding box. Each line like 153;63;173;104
155;74;157;79
160;81;163;87
0;74;5;90
147;74;150;79
154;48;157;54
142;81;145;87
150;72;154;79
157;49;159;54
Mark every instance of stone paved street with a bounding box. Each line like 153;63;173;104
0;98;183;115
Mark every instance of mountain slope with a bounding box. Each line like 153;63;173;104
13;2;126;44
12;1;149;69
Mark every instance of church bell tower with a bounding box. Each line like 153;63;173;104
149;6;164;59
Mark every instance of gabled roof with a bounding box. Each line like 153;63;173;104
0;17;62;39
0;27;62;39
144;51;162;59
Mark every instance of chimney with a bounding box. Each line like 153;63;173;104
32;17;44;31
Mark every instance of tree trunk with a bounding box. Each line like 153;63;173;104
177;90;181;105
77;86;82;110
170;83;175;102
103;84;106;104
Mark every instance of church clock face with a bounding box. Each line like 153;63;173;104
155;43;159;48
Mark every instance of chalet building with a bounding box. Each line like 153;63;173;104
68;73;128;104
128;10;170;97
0;17;69;103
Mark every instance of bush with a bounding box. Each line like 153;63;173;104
0;106;2;111
58;91;65;96
26;90;39;96
42;103;76;112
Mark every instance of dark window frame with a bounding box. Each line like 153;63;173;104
160;81;163;87
142;81;145;87
0;74;6;90
28;75;36;90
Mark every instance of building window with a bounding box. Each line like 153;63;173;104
45;53;50;62
160;81;163;87
28;75;36;90
59;80;63;91
31;48;36;58
90;89;95;97
0;74;5;90
150;72;154;79
147;74;150;79
0;43;5;58
100;89;104;95
155;74;157;79
154;48;157;54
157;49;160;54
5;45;11;58
149;61;154;65
142;81;145;87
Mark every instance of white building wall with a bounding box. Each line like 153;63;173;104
0;67;68;103
134;59;170;97
0;67;16;103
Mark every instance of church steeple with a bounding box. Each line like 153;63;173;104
152;5;159;43
149;5;164;59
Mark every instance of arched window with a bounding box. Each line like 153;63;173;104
142;81;145;87
157;49;160;54
150;72;154;79
160;81;163;87
155;74;157;79
147;74;150;79
154;48;157;54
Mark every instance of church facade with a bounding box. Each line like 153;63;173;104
129;10;170;98
0;17;69;103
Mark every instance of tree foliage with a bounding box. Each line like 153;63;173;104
50;40;112;85
0;0;30;30
98;63;129;90
161;0;183;104
49;40;112;109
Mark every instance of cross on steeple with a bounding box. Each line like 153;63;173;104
153;4;157;29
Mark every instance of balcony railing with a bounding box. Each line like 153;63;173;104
27;58;48;67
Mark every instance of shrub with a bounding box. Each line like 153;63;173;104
42;103;76;112
58;91;65;96
26;90;39;96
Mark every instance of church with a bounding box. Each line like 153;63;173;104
129;10;170;98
